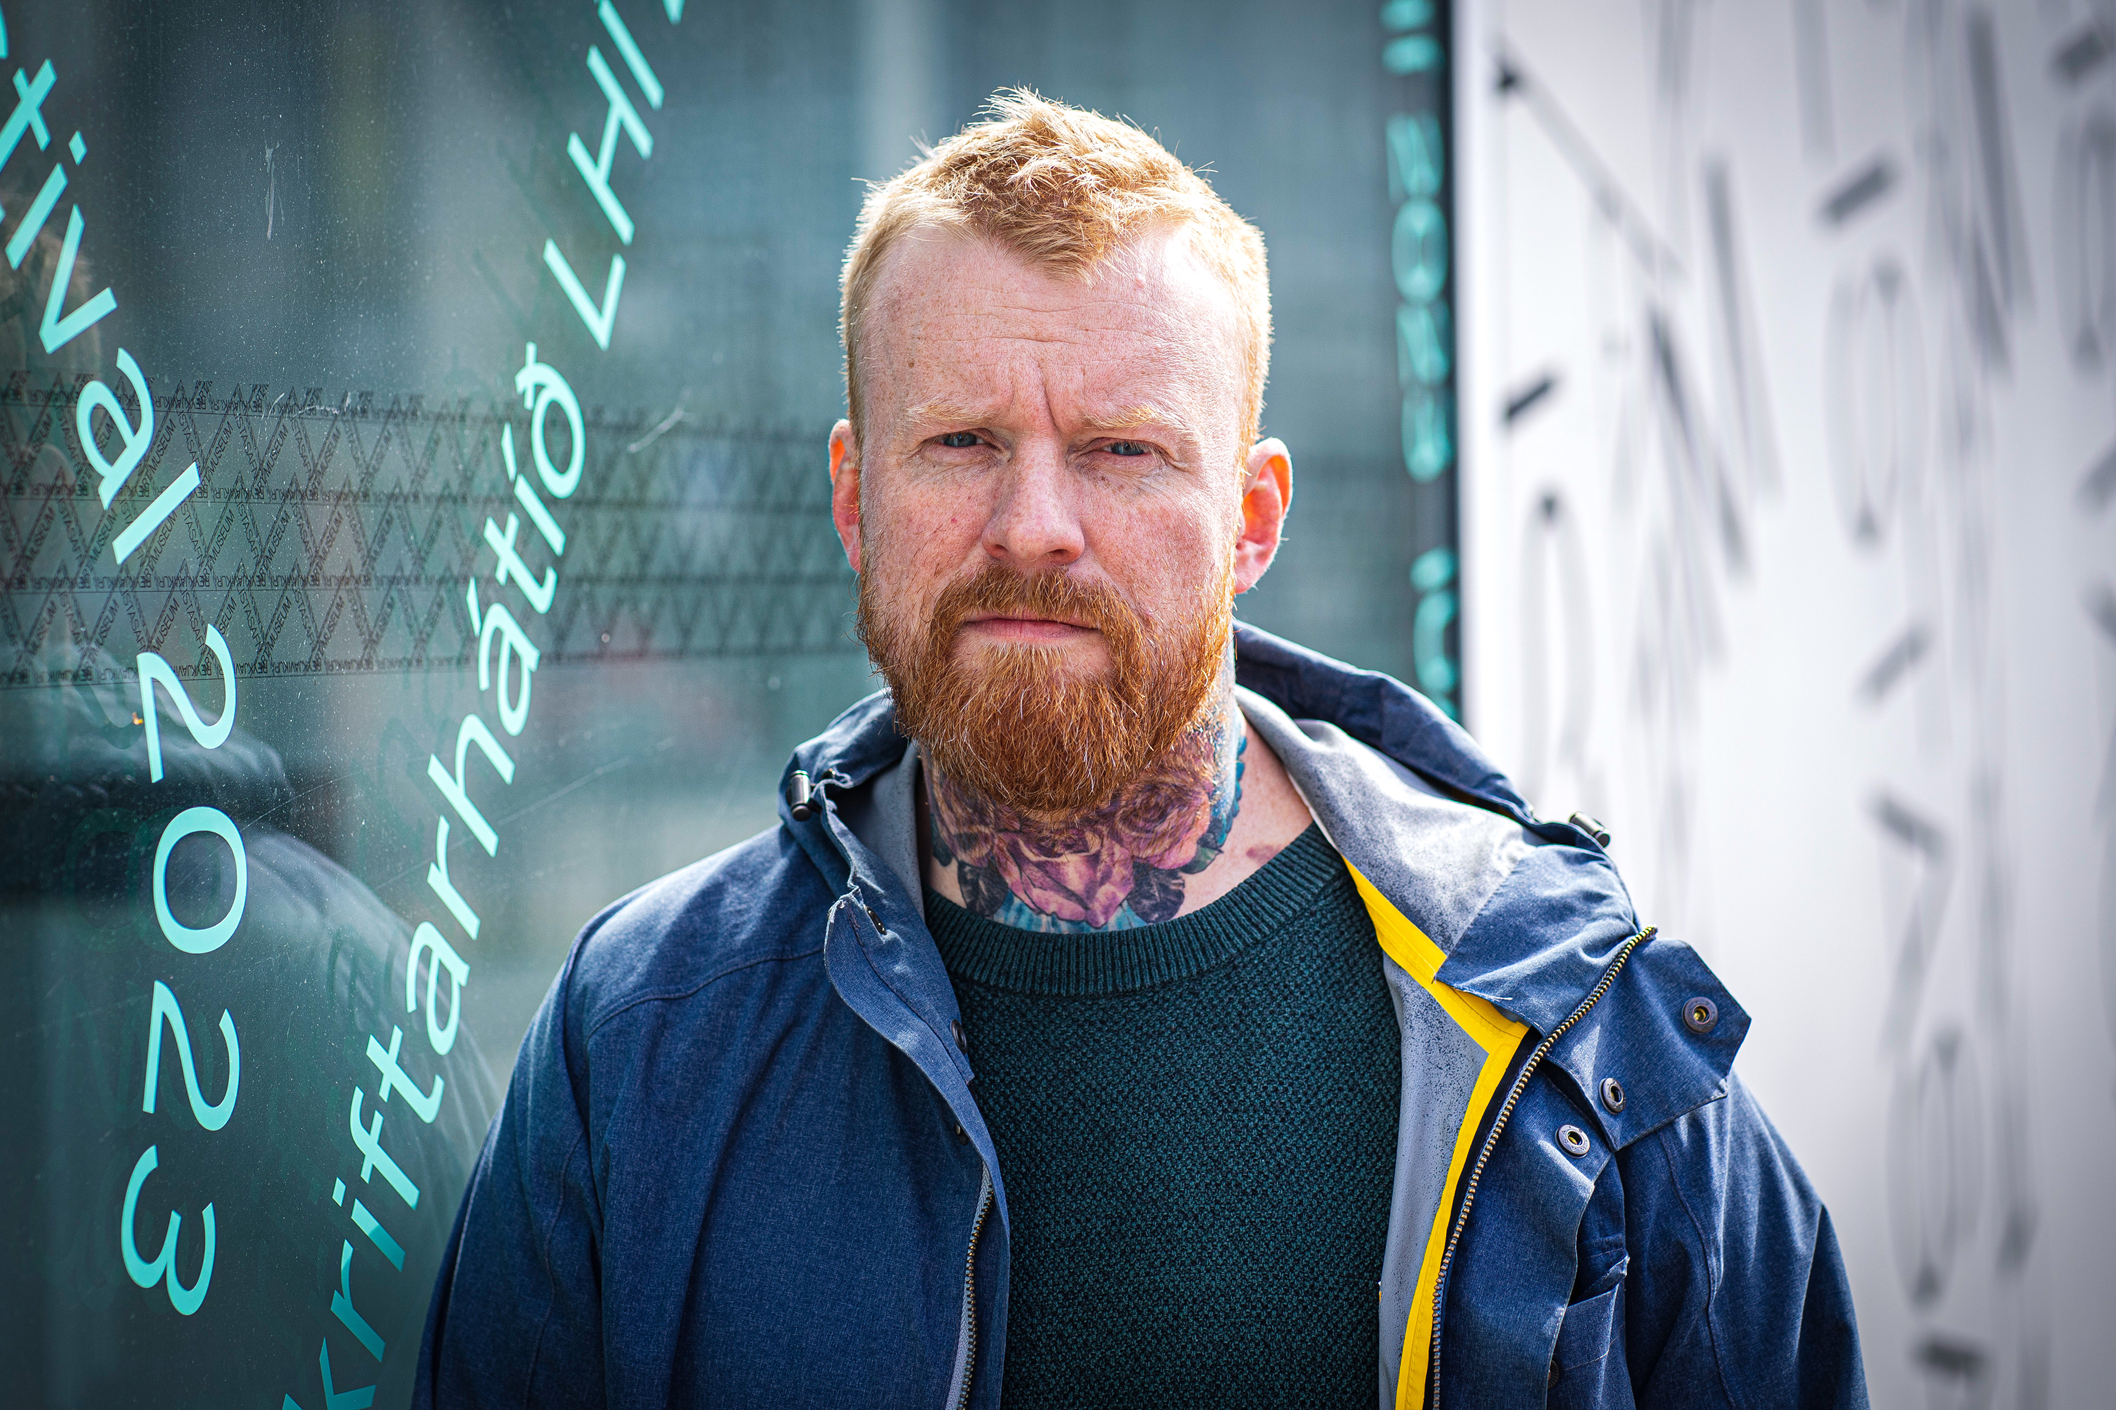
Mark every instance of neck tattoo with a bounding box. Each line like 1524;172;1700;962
928;701;1247;932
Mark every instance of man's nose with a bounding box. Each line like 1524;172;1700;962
981;439;1085;568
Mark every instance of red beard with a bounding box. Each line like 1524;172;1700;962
858;557;1233;818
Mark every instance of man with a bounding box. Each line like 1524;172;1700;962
416;92;1866;1408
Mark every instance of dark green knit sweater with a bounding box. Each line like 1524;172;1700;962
927;824;1401;1409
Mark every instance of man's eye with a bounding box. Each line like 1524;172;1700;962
936;431;983;449
1105;440;1150;457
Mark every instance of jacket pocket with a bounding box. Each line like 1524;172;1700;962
1548;1283;1625;1409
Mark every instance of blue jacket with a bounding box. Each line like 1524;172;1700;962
414;625;1867;1408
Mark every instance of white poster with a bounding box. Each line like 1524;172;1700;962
1458;0;2116;1403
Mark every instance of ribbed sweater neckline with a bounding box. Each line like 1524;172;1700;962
925;823;1338;997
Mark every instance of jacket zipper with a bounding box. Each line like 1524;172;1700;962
1424;926;1656;1410
826;810;993;1410
952;1174;993;1410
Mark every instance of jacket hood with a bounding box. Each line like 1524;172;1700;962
778;621;1747;1149
777;622;1518;812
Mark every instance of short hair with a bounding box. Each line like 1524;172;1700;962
840;89;1272;449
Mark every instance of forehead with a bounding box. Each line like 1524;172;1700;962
861;226;1242;423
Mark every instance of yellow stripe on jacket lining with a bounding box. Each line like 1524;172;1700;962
1345;862;1528;1410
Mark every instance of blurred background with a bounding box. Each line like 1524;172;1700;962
0;0;2105;1404
1461;1;2115;1404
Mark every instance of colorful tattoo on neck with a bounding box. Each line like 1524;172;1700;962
928;709;1247;932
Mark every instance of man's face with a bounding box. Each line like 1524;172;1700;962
830;225;1290;815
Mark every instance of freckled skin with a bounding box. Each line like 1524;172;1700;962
829;226;1313;923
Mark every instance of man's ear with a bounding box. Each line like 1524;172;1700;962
829;419;862;574
1233;437;1292;593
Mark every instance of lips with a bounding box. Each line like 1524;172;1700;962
959;612;1095;631
955;609;1103;646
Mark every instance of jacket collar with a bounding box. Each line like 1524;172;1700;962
779;621;1746;1147
777;621;1527;823
1230;625;1745;1141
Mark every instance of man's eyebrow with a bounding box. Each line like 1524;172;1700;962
1080;404;1191;436
903;397;1000;427
899;400;1194;437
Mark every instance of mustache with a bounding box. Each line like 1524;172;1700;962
925;564;1146;654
